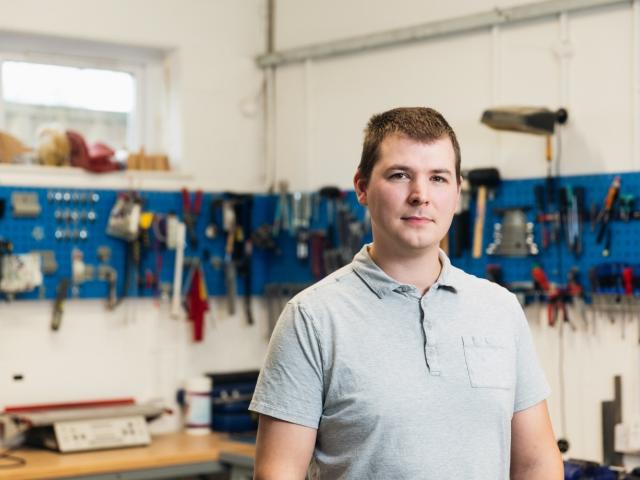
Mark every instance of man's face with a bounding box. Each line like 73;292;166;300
354;133;461;256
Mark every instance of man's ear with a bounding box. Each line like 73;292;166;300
354;171;367;206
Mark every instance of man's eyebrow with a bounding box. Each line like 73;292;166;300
384;164;411;171
429;168;453;176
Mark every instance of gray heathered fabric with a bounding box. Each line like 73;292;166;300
250;244;550;479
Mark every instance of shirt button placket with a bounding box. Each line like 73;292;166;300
420;297;441;376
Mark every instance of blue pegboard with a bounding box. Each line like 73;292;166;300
0;172;638;302
265;190;370;285
452;171;640;289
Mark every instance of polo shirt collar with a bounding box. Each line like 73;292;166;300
351;244;459;298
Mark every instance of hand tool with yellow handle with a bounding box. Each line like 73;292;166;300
468;168;501;258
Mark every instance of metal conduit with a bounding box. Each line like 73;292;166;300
256;0;630;68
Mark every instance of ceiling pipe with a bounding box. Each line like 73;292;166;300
256;0;629;68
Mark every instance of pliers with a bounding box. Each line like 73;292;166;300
547;290;574;330
181;188;203;248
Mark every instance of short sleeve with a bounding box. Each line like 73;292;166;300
511;294;551;412
249;301;324;429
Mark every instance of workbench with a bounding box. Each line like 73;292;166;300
0;431;255;480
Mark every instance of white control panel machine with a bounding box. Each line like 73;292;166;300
51;415;150;452
6;402;164;453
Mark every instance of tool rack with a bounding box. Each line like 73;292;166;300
0;171;639;303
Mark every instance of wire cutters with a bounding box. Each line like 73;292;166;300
181;188;203;248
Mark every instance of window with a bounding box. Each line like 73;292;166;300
0;58;139;154
0;31;171;171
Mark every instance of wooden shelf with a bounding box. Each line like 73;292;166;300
0;164;194;191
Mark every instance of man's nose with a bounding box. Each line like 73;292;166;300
408;180;430;205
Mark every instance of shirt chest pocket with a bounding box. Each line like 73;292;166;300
462;335;514;390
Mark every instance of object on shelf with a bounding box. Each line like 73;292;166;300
127;147;170;171
37;125;71;167
0;131;32;164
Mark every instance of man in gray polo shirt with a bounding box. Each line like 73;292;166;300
250;107;563;479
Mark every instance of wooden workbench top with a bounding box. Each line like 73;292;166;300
0;431;256;480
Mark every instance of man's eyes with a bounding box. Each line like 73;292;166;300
388;172;448;183
389;172;410;180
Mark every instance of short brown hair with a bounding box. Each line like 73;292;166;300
357;107;461;184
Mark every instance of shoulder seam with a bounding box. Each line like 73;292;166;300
297;303;325;379
290;265;357;302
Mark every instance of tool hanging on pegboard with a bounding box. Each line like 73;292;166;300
181;188;203;249
106;191;144;304
232;194;255;325
451;177;471;257
211;193;255;324
50;277;69;331
560;185;585;257
468;168;501;259
594;176;620;257
0;252;43;300
183;258;209;342
1;171;639;320
106;192;142;242
486;207;538;257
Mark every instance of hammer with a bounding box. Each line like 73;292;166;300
468;168;501;258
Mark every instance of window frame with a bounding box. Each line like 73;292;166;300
0;50;146;152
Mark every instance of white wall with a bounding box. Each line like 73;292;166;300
0;298;272;433
1;0;638;465
0;0;269;436
271;0;639;463
0;0;268;191
528;305;639;463
273;0;637;190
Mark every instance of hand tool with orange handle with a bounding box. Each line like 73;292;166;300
595;176;620;244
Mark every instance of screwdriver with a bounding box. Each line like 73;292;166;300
534;185;549;248
595;176;620;244
51;277;70;331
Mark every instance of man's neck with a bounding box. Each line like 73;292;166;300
368;243;442;295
